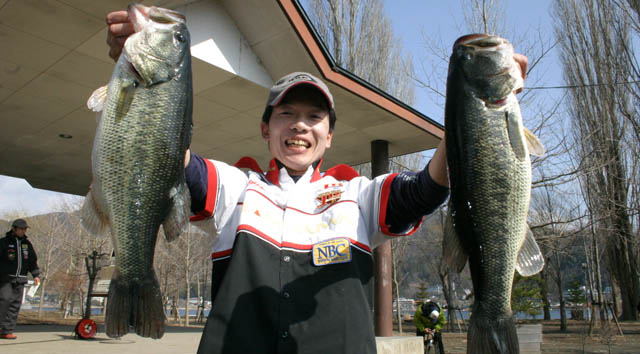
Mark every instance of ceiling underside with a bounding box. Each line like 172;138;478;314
0;0;442;195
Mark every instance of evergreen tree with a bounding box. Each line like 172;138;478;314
511;273;543;319
567;279;587;306
415;282;429;302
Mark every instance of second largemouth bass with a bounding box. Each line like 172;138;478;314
442;34;545;354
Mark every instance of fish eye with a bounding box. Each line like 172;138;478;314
174;33;186;43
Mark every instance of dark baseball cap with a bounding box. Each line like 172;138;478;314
12;218;29;228
261;72;335;125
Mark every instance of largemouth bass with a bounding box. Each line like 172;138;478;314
442;34;545;354
82;3;192;339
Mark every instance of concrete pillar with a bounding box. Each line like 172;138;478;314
371;139;393;337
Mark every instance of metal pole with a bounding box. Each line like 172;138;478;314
371;139;392;336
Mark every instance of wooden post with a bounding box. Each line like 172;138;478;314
372;140;392;336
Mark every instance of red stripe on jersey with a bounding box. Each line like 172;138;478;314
190;158;218;221
378;174;423;236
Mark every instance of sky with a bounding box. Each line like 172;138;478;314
0;0;562;219
384;0;562;121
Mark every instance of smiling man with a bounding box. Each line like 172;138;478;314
106;9;453;354
183;72;450;354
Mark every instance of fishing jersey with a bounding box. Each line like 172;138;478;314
187;155;448;354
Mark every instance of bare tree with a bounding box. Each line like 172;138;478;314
155;223;212;326
529;181;586;331
554;0;640;321
27;212;74;318
305;0;415;104
462;0;508;35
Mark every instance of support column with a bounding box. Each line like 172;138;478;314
371;139;392;337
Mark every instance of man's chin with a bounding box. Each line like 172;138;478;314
280;160;311;175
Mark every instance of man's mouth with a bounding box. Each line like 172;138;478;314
285;139;310;148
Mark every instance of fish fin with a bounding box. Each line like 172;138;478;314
506;109;527;161
81;188;109;237
112;80;136;122
516;227;545;276
441;205;468;274
524;127;546;156
162;182;191;242
87;85;108;112
105;269;166;339
468;305;519;354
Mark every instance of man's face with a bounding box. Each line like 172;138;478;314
12;227;27;237
261;89;333;176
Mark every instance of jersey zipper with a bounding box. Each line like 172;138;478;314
16;237;22;278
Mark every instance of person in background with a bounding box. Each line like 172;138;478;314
414;300;447;353
0;219;40;340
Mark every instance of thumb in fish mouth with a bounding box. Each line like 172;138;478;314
512;54;528;94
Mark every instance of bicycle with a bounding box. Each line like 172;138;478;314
423;329;444;354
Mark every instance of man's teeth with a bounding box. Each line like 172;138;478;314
286;140;309;147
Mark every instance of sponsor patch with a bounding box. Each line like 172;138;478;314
312;238;351;266
316;183;344;208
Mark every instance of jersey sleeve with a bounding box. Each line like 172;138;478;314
354;173;421;249
385;162;449;233
186;153;248;235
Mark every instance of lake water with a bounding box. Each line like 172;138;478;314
449;308;588;320
29;304;582;321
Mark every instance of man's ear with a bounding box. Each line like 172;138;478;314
325;130;333;149
261;122;269;140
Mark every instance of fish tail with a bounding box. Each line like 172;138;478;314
106;269;166;339
467;306;519;354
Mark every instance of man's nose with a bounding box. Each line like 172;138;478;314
290;116;309;132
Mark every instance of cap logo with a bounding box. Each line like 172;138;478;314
278;73;316;86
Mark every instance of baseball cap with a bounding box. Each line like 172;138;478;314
12;218;29;228
261;72;336;127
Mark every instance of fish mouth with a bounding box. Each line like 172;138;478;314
128;4;151;32
128;4;186;31
482;96;509;108
454;34;507;51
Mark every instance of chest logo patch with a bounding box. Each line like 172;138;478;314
312;238;351;266
316;183;344;208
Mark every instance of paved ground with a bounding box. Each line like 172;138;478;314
5;319;640;353
0;323;203;354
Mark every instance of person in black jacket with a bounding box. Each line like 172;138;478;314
0;219;40;340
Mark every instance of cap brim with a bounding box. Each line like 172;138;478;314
269;81;334;109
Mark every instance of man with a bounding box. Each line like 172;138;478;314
414;300;446;353
105;8;526;354
0;219;40;340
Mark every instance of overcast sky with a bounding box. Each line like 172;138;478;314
0;175;83;219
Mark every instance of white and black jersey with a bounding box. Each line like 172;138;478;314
186;154;448;354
